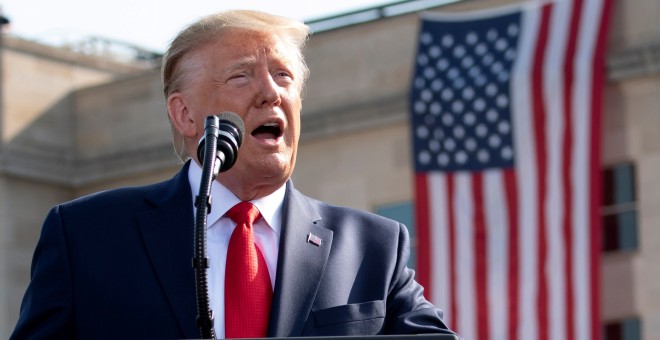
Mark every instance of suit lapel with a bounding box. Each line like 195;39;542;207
268;182;333;337
136;163;198;338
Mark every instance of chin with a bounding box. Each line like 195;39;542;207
258;164;293;182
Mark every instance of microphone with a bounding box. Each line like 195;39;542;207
196;112;245;173
193;111;244;338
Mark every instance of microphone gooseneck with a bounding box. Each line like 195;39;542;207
193;112;244;339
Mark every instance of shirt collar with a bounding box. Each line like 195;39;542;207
187;161;285;235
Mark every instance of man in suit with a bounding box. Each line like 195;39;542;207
12;10;456;339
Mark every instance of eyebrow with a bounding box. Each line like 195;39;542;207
221;48;297;77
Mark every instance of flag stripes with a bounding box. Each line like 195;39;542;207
409;1;612;339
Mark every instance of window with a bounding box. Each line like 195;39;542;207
603;317;641;340
374;202;416;268
601;163;638;252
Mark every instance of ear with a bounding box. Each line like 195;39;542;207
167;93;197;139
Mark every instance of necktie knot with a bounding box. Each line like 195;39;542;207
226;201;261;225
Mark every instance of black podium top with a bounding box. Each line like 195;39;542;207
231;335;461;340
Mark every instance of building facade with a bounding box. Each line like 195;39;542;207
1;0;658;338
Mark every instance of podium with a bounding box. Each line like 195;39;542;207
238;335;461;340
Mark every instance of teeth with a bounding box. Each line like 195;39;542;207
263;122;278;127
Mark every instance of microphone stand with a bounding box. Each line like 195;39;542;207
193;116;221;339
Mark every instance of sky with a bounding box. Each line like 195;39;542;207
0;0;400;52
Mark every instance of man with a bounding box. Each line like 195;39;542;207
12;10;456;339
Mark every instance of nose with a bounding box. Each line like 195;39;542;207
255;71;282;108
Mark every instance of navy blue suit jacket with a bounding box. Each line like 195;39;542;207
12;162;454;339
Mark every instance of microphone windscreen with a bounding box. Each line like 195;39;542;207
216;111;245;145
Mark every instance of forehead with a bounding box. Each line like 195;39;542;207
176;29;304;91
201;29;296;65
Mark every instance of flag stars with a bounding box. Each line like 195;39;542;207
498;121;511;134
444;138;456;151
417;54;429;66
412;16;519;172
414;77;425;89
452;100;465;113
454;125;466;139
496;94;509;108
420;32;433;45
462;55;475;68
424;114;436;126
476;124;489;138
429;45;442;58
421;89;434;102
465;138;477;151
473;98;486;112
507;23;519;37
478;149;490;163
463;87;476;100
416;125;429;139
443;113;454;126
495;38;509;51
489;134;502;148
483;53;495;66
442;34;454;47
498;71;510;82
452;77;466;90
448;67;461;79
453;45;466;58
429;139;441;152
431;79;444;91
437;58;450;71
486;83;498;97
505;49;517;60
414;101;426;114
487;28;498;41
430;102;442;115
466;31;479;45
487;109;499;122
501;146;514;160
419;151;431;165
475;75;487;87
468;66;482;78
464;112;476;125
441;88;454;101
491;61;504;74
475;42;488;55
433;128;444;140
455;151;468;164
437;153;450;166
424;67;437;79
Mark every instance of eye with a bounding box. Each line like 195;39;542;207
227;73;249;86
275;71;292;78
274;70;294;85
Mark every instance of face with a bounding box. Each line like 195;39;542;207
168;29;303;199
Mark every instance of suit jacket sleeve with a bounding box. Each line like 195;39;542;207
11;206;74;339
385;222;451;334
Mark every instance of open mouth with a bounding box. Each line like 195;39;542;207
251;122;283;140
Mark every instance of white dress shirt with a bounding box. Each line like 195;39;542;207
188;162;284;338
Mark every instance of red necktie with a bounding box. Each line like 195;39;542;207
225;202;272;338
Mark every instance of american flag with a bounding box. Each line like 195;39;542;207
409;1;612;339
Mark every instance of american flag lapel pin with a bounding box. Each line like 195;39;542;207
307;232;322;246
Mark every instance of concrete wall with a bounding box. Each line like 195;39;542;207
602;74;660;336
